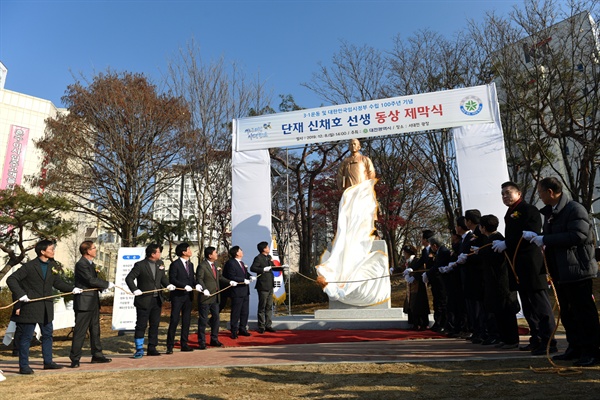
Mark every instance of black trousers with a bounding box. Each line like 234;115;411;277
518;288;557;347
135;296;162;349
229;295;249;332
166;294;192;349
429;276;447;329
198;301;220;344
556;279;600;356
70;307;104;362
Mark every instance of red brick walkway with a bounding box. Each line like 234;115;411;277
0;334;567;377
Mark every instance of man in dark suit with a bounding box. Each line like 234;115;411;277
250;241;276;334
166;242;196;354
7;239;79;374
423;236;449;333
69;241;113;368
125;243;175;358
493;181;557;355
222;246;254;339
196;246;230;348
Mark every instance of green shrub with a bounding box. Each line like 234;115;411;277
288;272;328;305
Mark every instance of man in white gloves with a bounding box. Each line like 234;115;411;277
499;181;556;355
7;240;76;374
69;241;114;368
250;241;278;334
196;246;231;348
166;242;197;354
222;246;252;339
126;243;171;358
535;177;599;366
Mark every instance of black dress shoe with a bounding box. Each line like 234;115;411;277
19;367;34;375
43;362;64;370
70;361;80;368
198;343;207;350
147;348;161;356
257;328;265;334
238;330;251;337
165;348;173;355
230;333;238;339
265;327;276;333
91;356;112;364
552;347;581;361
519;343;538;351
531;346;558;356
181;346;194;352
209;341;223;347
573;355;598;367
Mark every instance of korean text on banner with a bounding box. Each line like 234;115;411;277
112;247;146;331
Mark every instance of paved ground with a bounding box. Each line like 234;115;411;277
0;333;567;377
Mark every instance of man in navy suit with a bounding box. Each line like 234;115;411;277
126;244;175;358
166;242;197;354
7;239;79;374
69;241;114;368
222;246;255;339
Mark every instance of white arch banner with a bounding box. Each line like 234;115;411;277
235;84;496;151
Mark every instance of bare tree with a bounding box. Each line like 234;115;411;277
164;40;272;256
36;70;190;246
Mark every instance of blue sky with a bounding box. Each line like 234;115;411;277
1;0;522;110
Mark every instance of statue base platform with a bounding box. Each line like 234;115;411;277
246;308;433;331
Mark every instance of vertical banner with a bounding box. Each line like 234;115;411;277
231;124;272;319
1;125;30;190
111;247;146;330
452;83;509;232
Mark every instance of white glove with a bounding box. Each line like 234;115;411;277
72;287;83;294
203;289;210;296
133;289;143;296
448;262;457;269
532;235;544;247
456;253;468;264
406;276;415;284
403;268;413;275
195;284;203;292
244;279;250;285
470;246;479;254
422;273;429;284
19;295;30;302
108;282;115;289
167;284;176;291
389;267;394;273
439;266;447;273
184;285;193;292
229;281;238;287
250;275;257;282
263;266;272;272
492;240;507;253
522;231;537;241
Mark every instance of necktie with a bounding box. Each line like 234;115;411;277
240;260;246;273
185;260;190;275
211;263;216;278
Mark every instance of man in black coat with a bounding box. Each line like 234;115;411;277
526;177;599;366
424;236;450;332
222;246;254;339
69;241;113;368
196;246;230;348
166;242;196;354
7;239;78;374
125;243;174;358
493;181;557;355
250;241;276;334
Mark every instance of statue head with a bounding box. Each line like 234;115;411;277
349;138;361;154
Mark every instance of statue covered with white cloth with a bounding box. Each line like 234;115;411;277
316;139;391;307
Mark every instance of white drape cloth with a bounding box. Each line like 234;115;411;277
316;179;390;306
